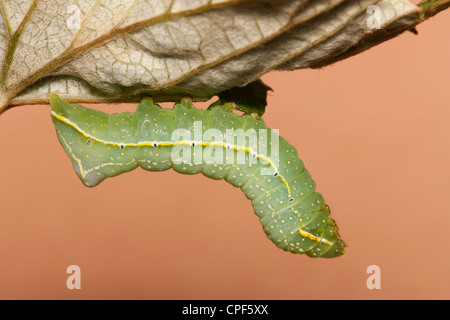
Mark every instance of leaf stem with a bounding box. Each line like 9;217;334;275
0;96;9;115
418;0;450;20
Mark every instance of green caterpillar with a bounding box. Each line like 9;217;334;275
50;94;346;258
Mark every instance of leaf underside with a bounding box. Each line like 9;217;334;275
0;0;430;113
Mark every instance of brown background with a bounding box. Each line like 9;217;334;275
1;7;449;299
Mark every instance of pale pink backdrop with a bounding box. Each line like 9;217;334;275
0;7;449;299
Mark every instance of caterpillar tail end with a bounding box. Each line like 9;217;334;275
319;239;347;258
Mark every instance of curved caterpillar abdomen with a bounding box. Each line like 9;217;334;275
50;94;346;258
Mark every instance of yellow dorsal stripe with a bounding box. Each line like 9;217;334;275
298;228;333;246
51;111;292;195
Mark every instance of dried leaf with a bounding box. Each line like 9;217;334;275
0;0;423;113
